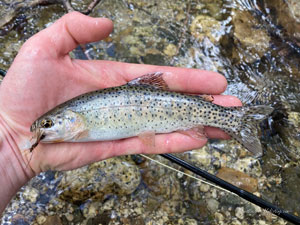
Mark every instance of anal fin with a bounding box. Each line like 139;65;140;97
178;126;207;140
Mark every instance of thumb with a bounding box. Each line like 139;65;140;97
24;11;113;57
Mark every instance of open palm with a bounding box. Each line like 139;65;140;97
0;12;241;175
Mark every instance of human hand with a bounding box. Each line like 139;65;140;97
0;12;241;176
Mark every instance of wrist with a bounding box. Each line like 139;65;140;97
0;113;34;213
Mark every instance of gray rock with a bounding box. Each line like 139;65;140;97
206;198;219;212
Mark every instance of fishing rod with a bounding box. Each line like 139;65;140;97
160;153;300;224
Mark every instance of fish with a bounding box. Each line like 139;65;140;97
30;72;273;156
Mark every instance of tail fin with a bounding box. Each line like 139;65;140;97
227;105;274;157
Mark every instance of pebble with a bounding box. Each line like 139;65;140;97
163;44;177;56
102;198;115;211
214;212;224;222
36;215;46;224
23;188;39;203
65;213;73;222
206;198;219;212
200;183;210;192
42;215;62;225
235;207;245;220
190;15;222;43
258;220;267;225
190;147;211;167
231;219;242;225
233;157;262;177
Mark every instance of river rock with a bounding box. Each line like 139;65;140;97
278;111;300;160
266;0;300;41
206;198;219;212
235;206;244;220
41;215;62;225
190;15;222;43
58;156;141;203
231;9;270;63
216;167;258;193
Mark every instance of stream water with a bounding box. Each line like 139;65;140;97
1;0;300;224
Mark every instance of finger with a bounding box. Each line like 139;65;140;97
73;60;228;94
34;133;208;172
212;95;243;107
25;12;113;57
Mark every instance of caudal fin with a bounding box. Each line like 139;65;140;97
227;105;274;157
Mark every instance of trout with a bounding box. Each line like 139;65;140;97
30;72;273;156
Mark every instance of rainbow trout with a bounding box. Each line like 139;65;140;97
30;72;273;156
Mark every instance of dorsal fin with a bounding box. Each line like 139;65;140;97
128;72;169;90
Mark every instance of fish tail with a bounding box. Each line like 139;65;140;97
226;105;274;157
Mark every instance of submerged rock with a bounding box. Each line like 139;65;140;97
231;9;270;63
206;198;219;212
190;15;222;44
276;111;300;160
58;156;141;203
42;215;62;225
216;167;258;193
266;0;300;41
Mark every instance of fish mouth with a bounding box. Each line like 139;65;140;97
30;121;39;132
29;129;45;152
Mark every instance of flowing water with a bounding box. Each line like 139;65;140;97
1;0;300;224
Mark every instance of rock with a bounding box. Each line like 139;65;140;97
232;157;262;177
206;198;219;212
36;215;46;224
42;215;62;225
277;111;300;160
142;54;166;65
184;146;212;167
141;156;181;199
257;220;267;225
11;214;30;225
214;212;224;222
85;212;112;225
82;201;102;218
231;9;270;63
65;213;73;222
163;44;177;57
231;219;242;225
200;183;210;192
190;15;222;43
266;0;300;41
220;194;242;207
23;187;39;203
102;197;116;211
244;204;256;216
235;207;244;220
216;167;258;193
58;156;141;203
177;218;198;225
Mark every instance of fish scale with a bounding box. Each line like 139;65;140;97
65;85;236;141
30;72;273;156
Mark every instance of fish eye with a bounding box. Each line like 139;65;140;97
40;118;53;128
